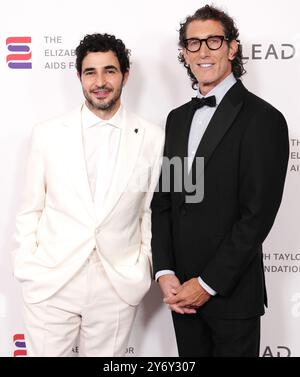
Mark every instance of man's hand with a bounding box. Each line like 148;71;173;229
158;275;197;314
164;277;211;309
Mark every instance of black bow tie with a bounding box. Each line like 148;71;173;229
191;95;216;110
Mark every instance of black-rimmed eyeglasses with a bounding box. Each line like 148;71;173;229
184;36;230;52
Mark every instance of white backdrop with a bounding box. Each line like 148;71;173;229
0;0;299;357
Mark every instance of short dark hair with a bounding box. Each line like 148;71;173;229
75;33;131;76
178;4;246;89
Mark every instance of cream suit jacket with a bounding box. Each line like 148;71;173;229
13;105;164;305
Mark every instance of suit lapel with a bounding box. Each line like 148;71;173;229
190;80;245;178
170;103;196;196
177;81;246;205
62;106;97;221
96;108;144;225
176;104;197;160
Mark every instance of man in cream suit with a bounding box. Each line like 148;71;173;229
12;33;164;357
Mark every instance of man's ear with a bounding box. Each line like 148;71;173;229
182;48;190;66
228;40;239;61
122;70;129;86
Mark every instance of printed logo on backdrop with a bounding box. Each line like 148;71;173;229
264;252;300;273
243;43;296;60
6;35;75;70
290;139;300;173
261;346;291;357
6;37;32;69
44;35;75;70
71;345;135;356
13;334;27;357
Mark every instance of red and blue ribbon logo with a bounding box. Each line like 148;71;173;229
6;37;32;69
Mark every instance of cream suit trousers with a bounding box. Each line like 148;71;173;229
22;250;137;357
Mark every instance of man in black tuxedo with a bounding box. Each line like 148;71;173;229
151;5;289;357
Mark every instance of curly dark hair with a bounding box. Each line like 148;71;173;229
75;33;131;76
178;4;246;89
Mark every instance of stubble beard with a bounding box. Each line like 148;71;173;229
84;85;123;113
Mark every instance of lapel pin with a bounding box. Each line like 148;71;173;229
134;129;138;133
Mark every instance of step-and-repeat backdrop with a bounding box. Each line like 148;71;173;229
1;0;299;357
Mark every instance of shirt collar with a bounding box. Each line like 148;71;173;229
81;102;123;130
198;73;237;105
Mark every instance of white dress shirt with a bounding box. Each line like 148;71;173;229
81;103;122;213
156;74;237;296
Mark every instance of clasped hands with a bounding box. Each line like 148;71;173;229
158;274;211;314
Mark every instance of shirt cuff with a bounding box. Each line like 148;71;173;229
198;276;217;296
155;270;175;282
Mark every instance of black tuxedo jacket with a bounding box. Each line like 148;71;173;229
151;80;289;319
